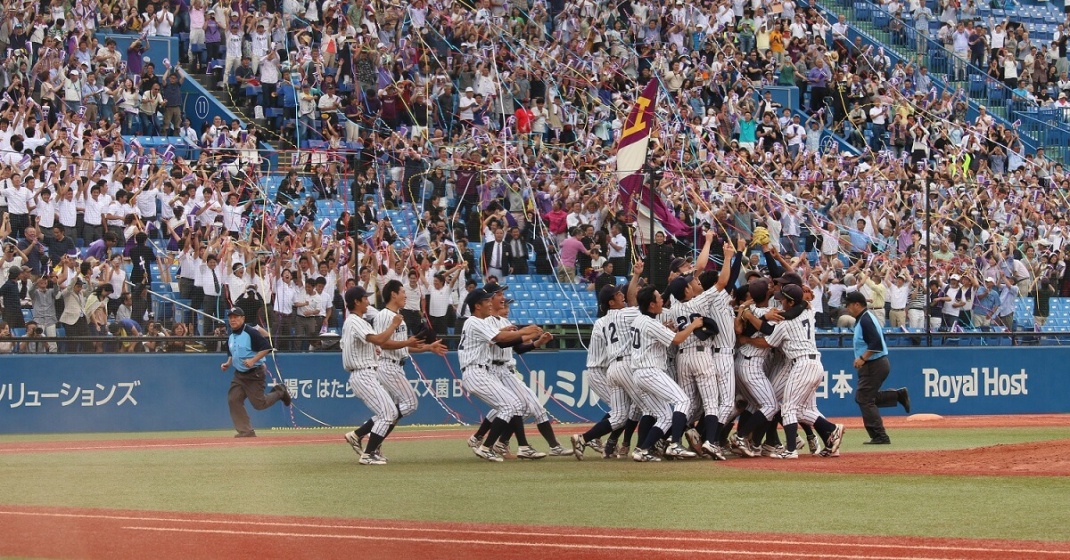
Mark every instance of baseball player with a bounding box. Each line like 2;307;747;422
458;287;544;462
628;285;706;461
739;284;845;459
762;272;822;455
479;287;569;458
660;239;738;460
345;279;448;458
571;268;645;460
729;279;781;457
339;287;419;466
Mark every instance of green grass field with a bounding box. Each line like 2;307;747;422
2;426;1069;542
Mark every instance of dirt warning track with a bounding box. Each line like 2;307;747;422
2;506;1070;560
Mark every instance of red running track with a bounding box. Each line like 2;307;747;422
1;505;1070;560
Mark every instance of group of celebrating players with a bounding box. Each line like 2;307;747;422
338;230;846;465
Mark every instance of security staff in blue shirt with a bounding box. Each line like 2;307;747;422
844;291;911;444
221;307;291;437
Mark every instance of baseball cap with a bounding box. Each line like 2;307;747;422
464;288;493;312
776;284;804;304
693;317;720;341
504;298;515;305
226;307;245;317
669;257;693;273
748;279;769;302
985;276;996;283
950;274;961;281
774;272;804;286
598;284;622;308
483;283;509;295
843;291;867;306
344;286;369;308
667;275;692;302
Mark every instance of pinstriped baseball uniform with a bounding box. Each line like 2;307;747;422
341;314;396;437
661;287;737;423
736;305;780;419
374;307;418;417
585;318;612;407
764;308;823;426
459;316;525;418
602;307;643;429
630;313;692;433
485;315;550;424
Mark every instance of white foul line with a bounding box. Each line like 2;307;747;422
1;510;1068;557
119;525;963;560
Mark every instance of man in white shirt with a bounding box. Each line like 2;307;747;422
885;271;911;328
783;114;806;158
1;172;35;238
250;23;271;73
224;23;244;84
868;104;888;152
31;189;58;240
199;252;227;335
458;87;477;124
293;279;324;351
155;6;175;37
401;269;425;334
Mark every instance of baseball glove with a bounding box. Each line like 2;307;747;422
751;226;771;247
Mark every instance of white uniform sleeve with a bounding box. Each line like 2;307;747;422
764;320;787;348
644;317;678;347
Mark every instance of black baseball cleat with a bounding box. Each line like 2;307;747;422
897;388;911;414
273;385;293;406
863;438;892;445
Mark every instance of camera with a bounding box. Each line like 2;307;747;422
32;327;43;336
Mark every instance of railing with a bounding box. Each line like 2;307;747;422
3;330;1066;354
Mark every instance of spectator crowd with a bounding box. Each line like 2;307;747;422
1;0;1070;353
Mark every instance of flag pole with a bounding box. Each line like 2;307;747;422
647;170;654;285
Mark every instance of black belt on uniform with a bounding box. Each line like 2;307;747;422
491;360;506;366
891;308;905;311
385;357;407;366
614;357;625;362
464;364;489;371
679;346;725;354
793;353;819;364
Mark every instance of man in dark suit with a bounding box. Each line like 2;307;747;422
575;224;596;277
645;230;675;292
482;228;508;279
593;261;617;293
505;226;529;275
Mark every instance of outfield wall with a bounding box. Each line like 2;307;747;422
0;348;1059;434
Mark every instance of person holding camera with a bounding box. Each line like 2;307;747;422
19;320;48;354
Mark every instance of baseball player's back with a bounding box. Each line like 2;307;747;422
605;307;640;361
373;307;410;362
458;316;496;370
629;314;676;371
341;314;378;372
766;308;820;362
